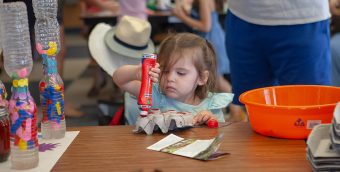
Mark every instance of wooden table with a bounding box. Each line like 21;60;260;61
52;123;310;171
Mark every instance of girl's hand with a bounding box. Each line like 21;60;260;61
193;110;217;125
149;63;161;83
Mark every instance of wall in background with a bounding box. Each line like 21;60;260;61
63;0;83;29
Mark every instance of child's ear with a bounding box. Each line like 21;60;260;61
198;71;209;86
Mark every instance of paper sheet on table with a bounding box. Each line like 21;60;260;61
0;131;79;172
147;133;228;160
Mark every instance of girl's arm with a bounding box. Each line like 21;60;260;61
112;65;142;97
112;64;160;97
173;0;212;32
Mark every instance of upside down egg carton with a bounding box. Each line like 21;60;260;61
133;109;194;135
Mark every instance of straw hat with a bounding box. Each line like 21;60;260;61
88;15;155;76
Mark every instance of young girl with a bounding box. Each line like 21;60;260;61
173;0;247;122
112;33;233;125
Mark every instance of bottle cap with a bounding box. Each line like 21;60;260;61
140;111;148;117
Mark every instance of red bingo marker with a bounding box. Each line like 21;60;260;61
138;53;157;117
207;119;219;128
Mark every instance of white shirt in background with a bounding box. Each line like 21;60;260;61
228;0;331;25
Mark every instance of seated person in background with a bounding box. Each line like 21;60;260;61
81;0;148;98
112;33;233;125
119;0;148;20
88;16;156;124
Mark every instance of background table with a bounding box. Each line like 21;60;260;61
53;123;310;171
81;11;192;44
81;11;178;26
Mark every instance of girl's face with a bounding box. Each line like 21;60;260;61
160;53;207;105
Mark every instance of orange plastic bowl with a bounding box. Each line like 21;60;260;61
239;85;340;139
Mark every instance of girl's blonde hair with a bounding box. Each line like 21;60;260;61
158;33;217;99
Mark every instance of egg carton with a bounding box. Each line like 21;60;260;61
133;109;194;135
333;102;340;131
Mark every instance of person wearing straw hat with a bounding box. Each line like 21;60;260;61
88;15;155;112
88;15;155;77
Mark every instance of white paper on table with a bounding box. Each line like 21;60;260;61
147;134;184;151
0;131;79;172
172;139;215;158
147;133;223;160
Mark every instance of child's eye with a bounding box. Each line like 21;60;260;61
177;72;186;76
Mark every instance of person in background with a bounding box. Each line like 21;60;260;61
173;0;246;122
82;0;149;98
88;15;156;124
331;0;340;16
119;0;148;20
225;1;331;106
113;33;233;125
330;0;340;86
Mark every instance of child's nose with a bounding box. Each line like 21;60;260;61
167;72;176;82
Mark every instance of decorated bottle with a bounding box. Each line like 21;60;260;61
0;2;39;169
33;0;66;139
137;53;157;117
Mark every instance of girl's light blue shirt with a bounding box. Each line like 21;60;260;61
124;84;234;125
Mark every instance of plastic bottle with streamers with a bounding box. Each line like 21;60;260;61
0;2;39;169
33;0;66;139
